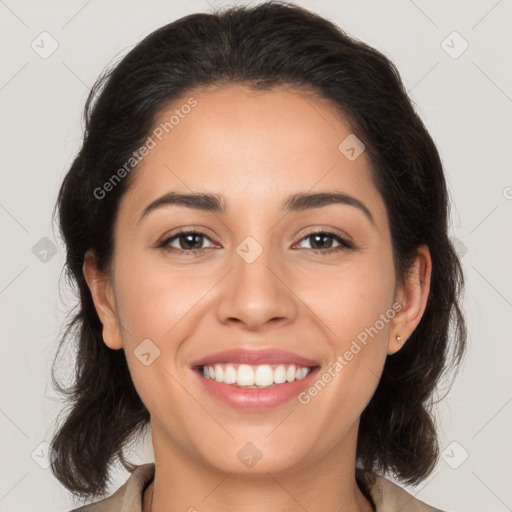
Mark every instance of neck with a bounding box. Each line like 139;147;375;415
144;423;374;512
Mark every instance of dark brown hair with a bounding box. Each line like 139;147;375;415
50;0;467;501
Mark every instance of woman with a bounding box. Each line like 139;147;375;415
50;2;466;511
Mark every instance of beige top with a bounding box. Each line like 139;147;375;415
68;463;444;512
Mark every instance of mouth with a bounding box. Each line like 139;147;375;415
190;349;321;409
194;362;317;388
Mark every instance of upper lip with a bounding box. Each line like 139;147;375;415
190;348;319;368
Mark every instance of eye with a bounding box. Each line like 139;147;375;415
158;229;216;255
295;231;353;254
157;228;353;255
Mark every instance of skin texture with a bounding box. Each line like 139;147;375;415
83;84;432;512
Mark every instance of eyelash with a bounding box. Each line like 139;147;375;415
157;228;353;256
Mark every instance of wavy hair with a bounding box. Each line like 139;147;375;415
50;0;467;501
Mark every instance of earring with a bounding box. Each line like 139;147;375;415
396;335;403;344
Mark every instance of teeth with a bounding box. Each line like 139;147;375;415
254;365;274;386
237;364;254;386
223;364;237;384
274;365;287;384
201;363;312;387
297;367;309;379
286;365;296;382
214;364;224;382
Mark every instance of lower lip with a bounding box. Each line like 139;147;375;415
194;367;320;410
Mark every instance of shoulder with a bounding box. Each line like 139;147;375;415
68;463;444;512
67;463;155;512
365;472;445;512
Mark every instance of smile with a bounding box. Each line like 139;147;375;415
200;363;312;388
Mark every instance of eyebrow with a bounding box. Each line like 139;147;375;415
138;191;375;225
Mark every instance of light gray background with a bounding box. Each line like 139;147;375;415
1;1;511;511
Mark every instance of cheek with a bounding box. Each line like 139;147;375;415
304;248;395;403
112;250;210;342
112;255;201;426
307;246;396;343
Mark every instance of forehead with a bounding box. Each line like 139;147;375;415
118;84;387;228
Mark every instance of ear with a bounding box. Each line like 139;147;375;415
82;249;123;350
387;244;432;355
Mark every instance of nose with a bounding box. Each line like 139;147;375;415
215;242;298;331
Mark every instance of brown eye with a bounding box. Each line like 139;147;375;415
158;230;215;254
296;231;353;253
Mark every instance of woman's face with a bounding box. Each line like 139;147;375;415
86;84;427;475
